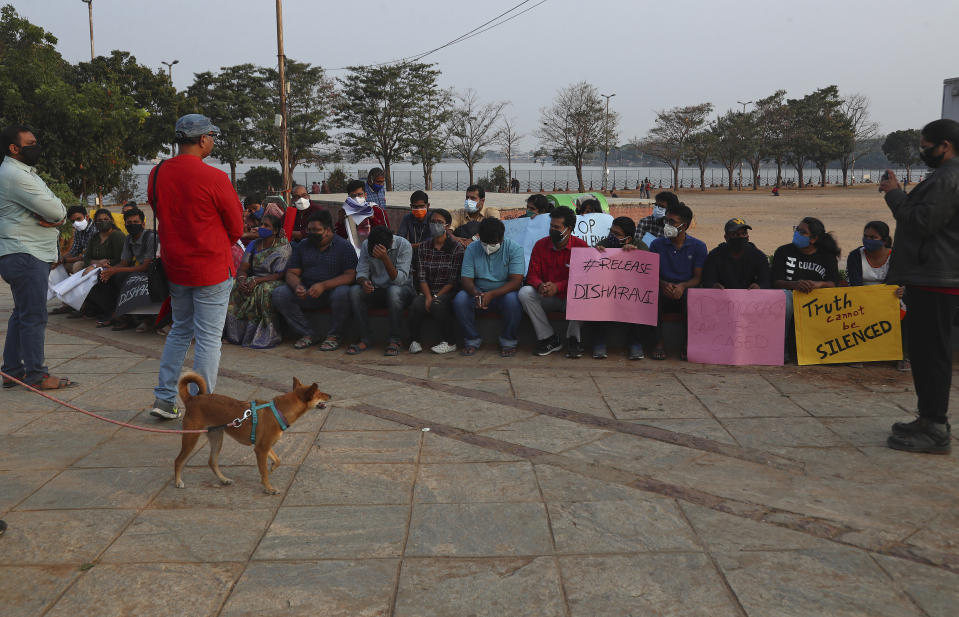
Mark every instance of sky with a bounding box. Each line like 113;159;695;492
11;0;958;150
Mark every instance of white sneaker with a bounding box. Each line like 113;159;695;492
409;341;423;354
431;341;457;354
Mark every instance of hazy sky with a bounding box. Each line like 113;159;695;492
12;0;957;149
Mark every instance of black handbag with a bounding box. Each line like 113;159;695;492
147;161;169;302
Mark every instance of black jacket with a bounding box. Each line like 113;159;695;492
885;158;959;286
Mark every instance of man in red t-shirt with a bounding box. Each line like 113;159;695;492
518;206;588;358
147;114;243;420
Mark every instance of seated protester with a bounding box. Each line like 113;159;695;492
50;206;98;316
634;190;679;246
648;202;706;360
272;210;357;351
524;193;552;218
451;185;500;245
575;197;603;215
701;218;771;290
396;190;431;246
85;207;155;330
846;220;908;371
771;216;841;360
364;167;387;207
224;213;292;349
347;225;414;357
241;194;265;245
409;208;464;355
590;216;648;359
518;206;588;358
76;208;126;320
453;217;524;357
289;184;324;242
335;179;389;253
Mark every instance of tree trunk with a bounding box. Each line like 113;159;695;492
776;159;783;187
841;164;849;187
751;162;761;190
906;165;911;184
819;165;827;187
797;165;804;189
384;158;393;192
699;165;706;191
422;162;433;191
230;162;237;188
507;153;512;189
671;163;679;191
575;164;585;193
467;162;475;185
726;166;734;190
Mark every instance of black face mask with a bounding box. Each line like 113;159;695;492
307;232;325;247
125;223;144;236
919;143;945;169
549;229;568;245
727;237;747;252
18;144;41;166
96;221;113;233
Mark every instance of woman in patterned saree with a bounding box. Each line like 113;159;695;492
224;214;291;348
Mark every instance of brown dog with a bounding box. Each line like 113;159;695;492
173;372;330;494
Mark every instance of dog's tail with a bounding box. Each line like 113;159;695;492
178;371;208;405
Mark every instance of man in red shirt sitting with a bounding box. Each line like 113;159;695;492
518;206;588;357
147;114;243;420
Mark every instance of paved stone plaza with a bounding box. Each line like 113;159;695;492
1;286;958;617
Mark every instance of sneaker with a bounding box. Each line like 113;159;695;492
150;398;180;420
409;341;423;354
892;418;951;437
592;345;608;359
535;335;563;356
565;337;584;359
887;419;951;454
431;341;457;354
628;344;645;360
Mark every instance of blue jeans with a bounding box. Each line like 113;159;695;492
0;253;50;384
154;277;232;404
348;284;414;344
453;289;521;349
271;284;351;339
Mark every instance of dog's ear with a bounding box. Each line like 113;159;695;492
300;383;318;401
292;376;302;390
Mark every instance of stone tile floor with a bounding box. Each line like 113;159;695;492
1;289;958;616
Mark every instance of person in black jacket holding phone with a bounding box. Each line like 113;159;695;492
879;118;959;454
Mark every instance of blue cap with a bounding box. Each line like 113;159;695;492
175;114;220;138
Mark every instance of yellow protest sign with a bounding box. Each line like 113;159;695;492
794;285;902;365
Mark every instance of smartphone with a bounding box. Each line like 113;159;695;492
879;171;889;192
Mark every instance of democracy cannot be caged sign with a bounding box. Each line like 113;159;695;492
794;285;902;365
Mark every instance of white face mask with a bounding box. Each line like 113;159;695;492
353;196;367;206
663;223;681;238
294;197;310;211
72;218;89;232
652;206;667;219
465;199;479;213
482;242;501;255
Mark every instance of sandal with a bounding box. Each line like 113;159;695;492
318;335;340;352
3;376;21;389
461;345;479;357
49;305;73;315
500;346;517;358
384;342;400;357
293;335;315;350
346;342;369;355
32;375;78;390
95;319;113;328
135;321;149;333
651;347;667;361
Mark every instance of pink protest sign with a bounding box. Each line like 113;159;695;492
565;248;659;325
686;289;786;366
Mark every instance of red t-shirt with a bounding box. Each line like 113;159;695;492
526;235;589;298
148;155;243;286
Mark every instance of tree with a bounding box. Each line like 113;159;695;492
496;117;523;187
786;86;851;188
740;111;764;190
839;93;879;186
537;81;615;193
683;130;714;191
259;59;336;181
408;86;453;191
111;167;138;204
882;129;922;183
188;63;270;186
755;90;789;187
237;166;282;197
711;111;751;190
635;103;713;190
447;89;506;185
337;62;442;191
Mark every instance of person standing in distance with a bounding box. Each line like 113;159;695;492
149;115;243;420
0;125;74;390
879;118;959;454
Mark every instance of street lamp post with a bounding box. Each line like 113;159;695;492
80;0;94;60
736;100;753;191
161;59;179;82
275;0;290;205
601;93;615;192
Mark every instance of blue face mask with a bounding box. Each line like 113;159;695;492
370;182;383;191
254;207;264;219
862;236;884;252
257;227;274;239
792;230;810;249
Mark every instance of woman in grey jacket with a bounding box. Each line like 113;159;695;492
879;118;959;454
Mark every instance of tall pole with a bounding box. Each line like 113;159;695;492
81;0;94;60
601;93;615;192
161;59;179;82
736;100;752;191
276;0;290;205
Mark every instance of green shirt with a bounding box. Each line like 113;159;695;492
0;156;67;263
83;229;126;266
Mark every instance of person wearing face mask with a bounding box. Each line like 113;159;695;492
364;168;387;207
335;180;389;253
771;216;841;363
453;217;524;357
241;195;265;245
408;208;465;355
81;208;126;280
288;184;322;242
396;190;431;246
272;210;357;351
633;191;678;246
58;206;97;275
518;207;588;357
451;185;501;246
523;194;552;219
878;119;959;454
224;213;291;349
648;203;707;361
0;124;76;390
701;218;770;290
